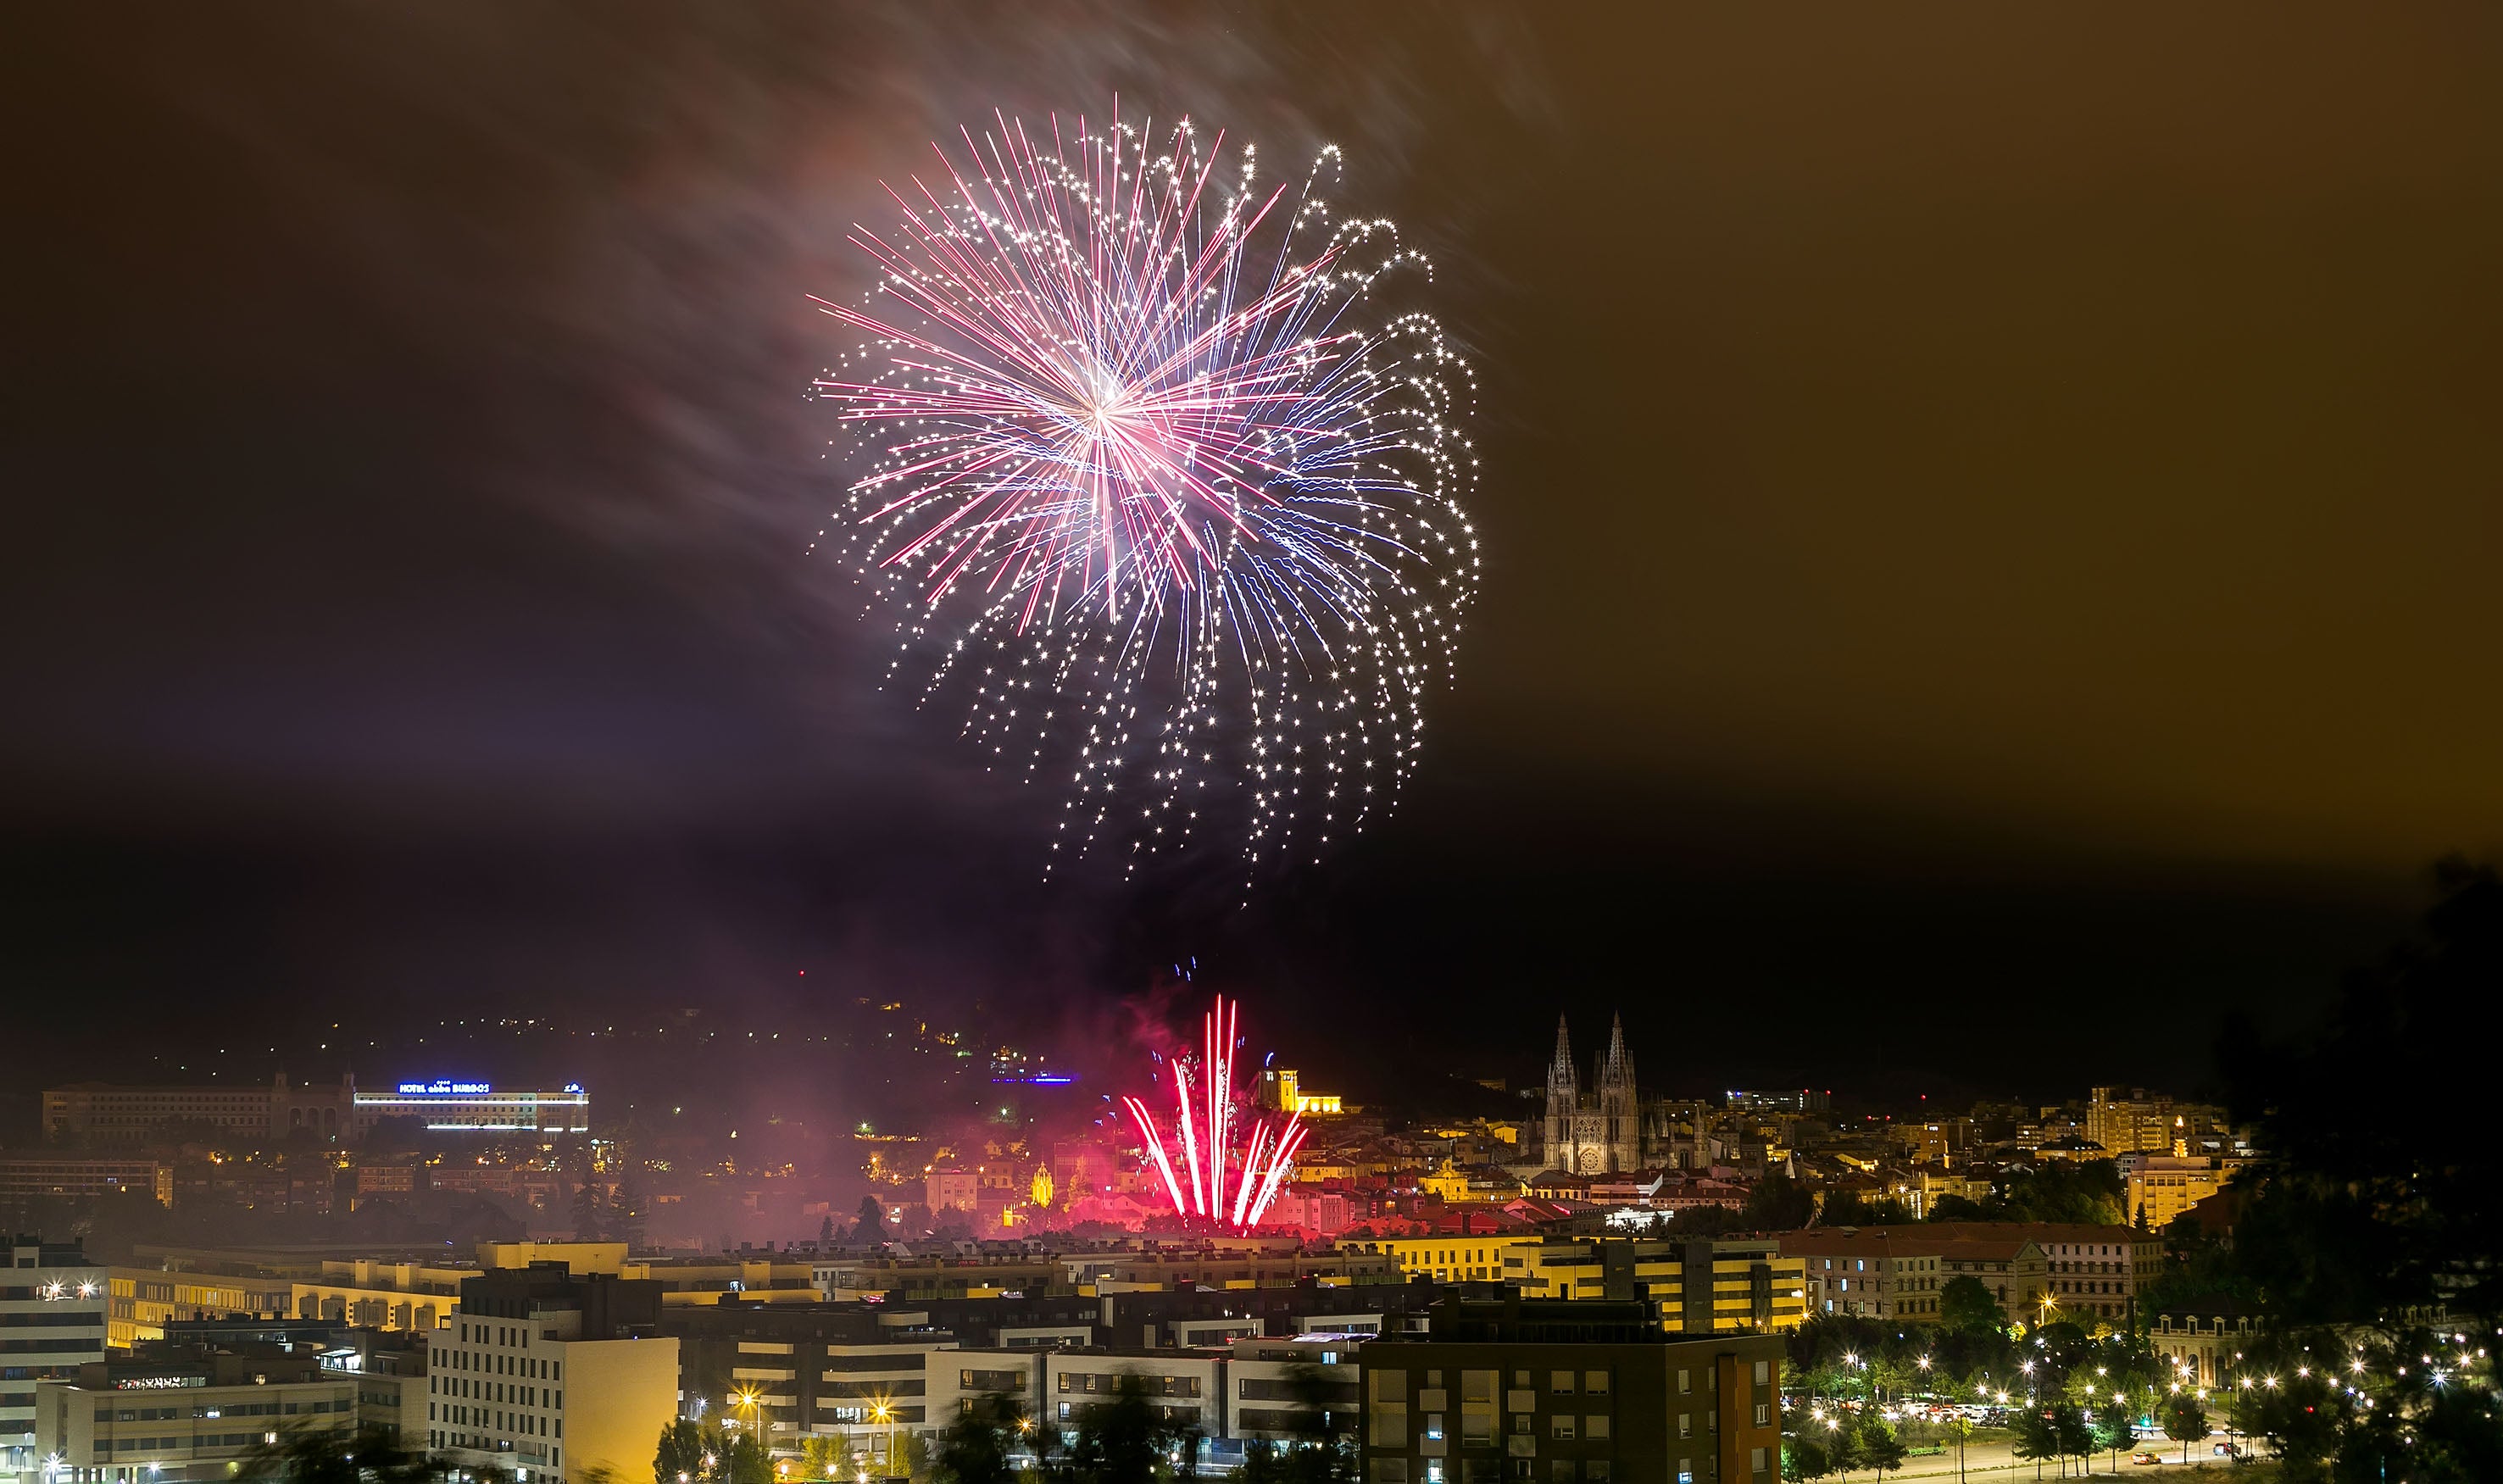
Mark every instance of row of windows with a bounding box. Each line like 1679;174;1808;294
432;1403;558;1437
1376;1457;1629;1481
1056;1373;1199;1398
434;1347;559;1381
432;1376;558;1410
92;1400;302;1422
428;1429;559;1469
97;1432;275;1456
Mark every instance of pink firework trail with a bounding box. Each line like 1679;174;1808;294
1121;993;1305;1231
809;103;1478;874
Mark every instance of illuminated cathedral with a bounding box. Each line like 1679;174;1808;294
1541;1014;1642;1174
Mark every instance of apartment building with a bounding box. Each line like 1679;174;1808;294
430;1266;678;1484
1497;1238;1809;1336
1346;1235;1547;1286
1783;1223;2160;1327
1225;1337;1361;1443
1360;1297;1784;1484
1780;1229;1958;1324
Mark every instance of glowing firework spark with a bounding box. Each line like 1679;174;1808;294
809;103;1477;871
1121;993;1305;1230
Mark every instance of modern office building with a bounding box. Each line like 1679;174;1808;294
107;1268;297;1352
32;1343;356;1484
431;1266;677;1484
2;1237;109;1484
666;1301;958;1462
336;1331;431;1448
1360;1297;1785;1484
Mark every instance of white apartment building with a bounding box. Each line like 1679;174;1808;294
1225;1338;1361;1443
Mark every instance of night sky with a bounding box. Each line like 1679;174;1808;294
5;6;2499;1110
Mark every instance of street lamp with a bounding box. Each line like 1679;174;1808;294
870;1402;896;1476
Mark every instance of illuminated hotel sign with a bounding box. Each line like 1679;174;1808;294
115;1376;206;1390
359;1081;590;1133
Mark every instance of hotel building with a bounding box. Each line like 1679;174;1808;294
41;1078;589;1144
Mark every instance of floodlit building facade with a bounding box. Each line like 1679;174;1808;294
431;1266;678;1484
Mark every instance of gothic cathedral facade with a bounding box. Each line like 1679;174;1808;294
1542;1014;1641;1174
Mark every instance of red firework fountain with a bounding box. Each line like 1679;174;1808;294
1121;994;1306;1231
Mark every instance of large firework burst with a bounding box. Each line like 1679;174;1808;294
809;104;1477;871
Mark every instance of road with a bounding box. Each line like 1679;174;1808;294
1855;1431;2251;1480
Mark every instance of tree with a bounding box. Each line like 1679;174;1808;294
612;1166;651;1251
1746;1171;1816;1230
2094;1407;2135;1473
571;1164;609;1242
820;1214;837;1244
1783;1435;1833;1481
1938;1416;1975;1484
236;1425;490;1484
851;1195;887;1243
800;1432;857;1484
1938;1276;2003;1334
656;1420;710;1484
898;1429;932;1482
1671;1203;1743;1237
724;1431;773;1484
2224;861;2503;1328
2161;1393;2206;1466
2010;1409;2060;1481
1824;1424;1866;1482
1065;1374;1166;1484
1820;1189;1916;1226
1856;1417;1907;1479
1260;1362;1359;1484
2052;1407;2097;1475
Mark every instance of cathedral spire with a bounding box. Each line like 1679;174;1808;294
1549;1015;1575;1085
1603;1013;1633;1087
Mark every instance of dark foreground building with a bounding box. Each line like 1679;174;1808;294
1359;1297;1783;1484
